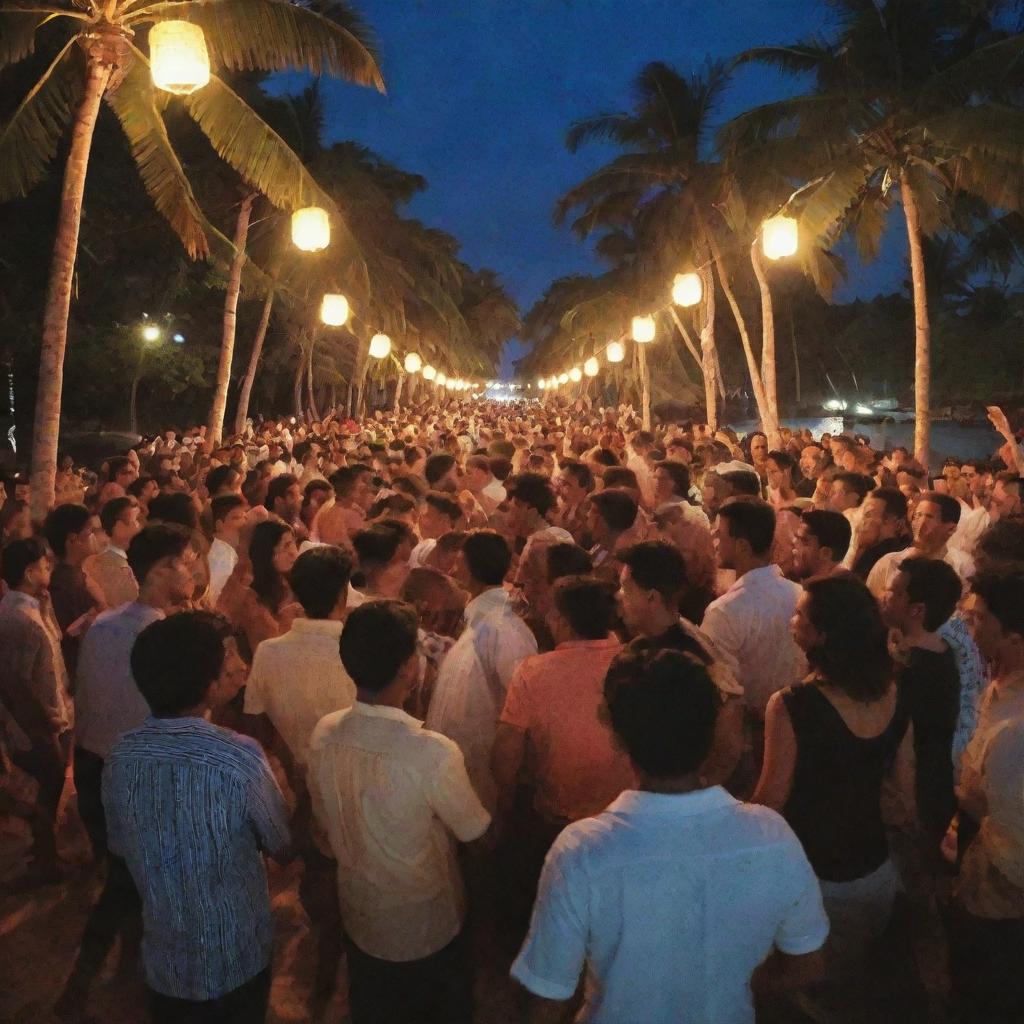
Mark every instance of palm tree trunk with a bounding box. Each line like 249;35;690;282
901;173;931;468
208;193;255;444
668;308;704;374
393;370;405;413
706;228;771;431
789;301;801;406
234;289;274;434
750;240;781;447
637;343;651;430
699;264;719;432
292;337;305;419
29;57;112;522
354;337;369;417
305;338;319;421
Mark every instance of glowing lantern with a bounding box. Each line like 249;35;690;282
320;293;349;326
606;341;625;363
547;377;558;390
404;352;422;374
762;214;798;260
558;372;569;385
672;272;703;307
291;207;330;252
537;378;547;389
631;315;656;344
436;372;447;387
149;21;210;95
584;357;599;377
569;366;583;383
422;365;437;381
446;378;457;391
141;323;161;342
368;333;392;360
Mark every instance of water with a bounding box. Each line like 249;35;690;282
732;417;1002;471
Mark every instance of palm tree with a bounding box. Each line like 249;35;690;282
1;0;383;518
725;0;1024;466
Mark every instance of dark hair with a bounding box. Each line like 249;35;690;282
590;488;638;532
506;472;556;517
591;448;619;469
434;530;468;556
462;529;511;586
265;473;299;512
547;542;593;584
211;493;246;528
367;493;417;521
654;460;691;499
717;500;776;556
489;456;513;482
352;523;406;575
425;452;457;487
898;558;961;631
466;454;491;475
340;599;419;693
868;486;908;522
43;503;92;558
392;475;427;501
832;472;872;505
131;611;230;716
976;518;1024;569
604;647;719;777
147;492;199;531
718;470;762;496
423;491;462;523
970;571;1024;638
248;520;292;611
108;456;132;481
767;449;796;475
127;475;154;500
919;490;962;526
206;464;239;496
100;496;137;537
800;509;852;562
619;540;686;604
602;467;638;492
287;546;352;619
127;523;192;586
803;575;892;701
1;536;48;588
330;465;368;499
560;460;594;493
552;575;617;639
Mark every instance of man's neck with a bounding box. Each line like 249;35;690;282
136;584;172;613
993;656;1024;687
467;581;499;601
636;770;705;795
915;540;948;559
357;686;406;709
14;584;41;601
640;605;679;638
64;552;87;570
733;555;770;580
901;622;946;652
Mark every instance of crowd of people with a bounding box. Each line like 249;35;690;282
2;396;1024;1024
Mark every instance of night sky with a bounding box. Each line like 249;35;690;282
275;0;904;375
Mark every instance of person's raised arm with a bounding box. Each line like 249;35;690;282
988;405;1024;475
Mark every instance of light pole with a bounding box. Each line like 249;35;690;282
130;316;164;435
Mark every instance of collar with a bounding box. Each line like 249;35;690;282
3;589;40;611
465;586;511;625
730;564;783;589
289;617;344;636
107;545;128;559
352;700;421;727
555;636;621;652
606;786;737;818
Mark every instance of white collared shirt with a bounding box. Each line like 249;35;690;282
866;544;975;600
207;537;238;605
700;565;805;713
244;617;354;767
425;587;538;807
512;788;828;1023
308;702;490;961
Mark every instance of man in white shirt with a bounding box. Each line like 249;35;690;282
409;492;462;568
426;529;538;807
625;429;657;507
85;496;142;607
206;494;247;604
464;454;506;513
308;600;489;1024
511;646;828;1023
867;491;975;600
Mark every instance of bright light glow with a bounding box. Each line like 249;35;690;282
291;207;330;252
172;333;185;344
854;403;873;417
141;324;160;342
368;333;392;359
548;377;558;390
320;293;349;326
445;378;456;390
149;21;210;95
584;357;599;377
762;214;798;260
631;315;656;344
569;366;582;382
672;272;703;307
606;341;625;363
404;352;422;374
422;365;437;381
538;379;547;389
436;372;447;386
823;398;847;412
558;372;569;385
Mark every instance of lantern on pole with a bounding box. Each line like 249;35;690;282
368;333;392;360
569;366;582;382
149;21;210;95
606;340;625;363
672;272;703;307
436;372;447;387
404;352;423;374
291;207;330;252
762;214;798;260
422;365;437;381
584;356;599;377
631;315;656;344
320;294;349;326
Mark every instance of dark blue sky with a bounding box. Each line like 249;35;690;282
278;0;904;375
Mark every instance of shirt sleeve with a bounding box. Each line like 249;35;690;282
101;759;125;859
773;834;831;956
865;554;891;601
499;663;533;731
490;619;538;692
428;741;491;842
245;745;291;857
242;649;269;716
699;602;740;665
510;837;589;1000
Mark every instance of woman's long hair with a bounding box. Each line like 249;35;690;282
804;575;892;702
249;520;291;612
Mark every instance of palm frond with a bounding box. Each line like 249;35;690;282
731;43;832;75
107;46;211;259
0;11;46;68
0;37;81;200
136;0;384;91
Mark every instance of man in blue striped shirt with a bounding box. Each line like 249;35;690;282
103;611;290;1022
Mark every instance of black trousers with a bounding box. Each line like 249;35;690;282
346;930;473;1024
149;968;271;1024
948;905;1024;1024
